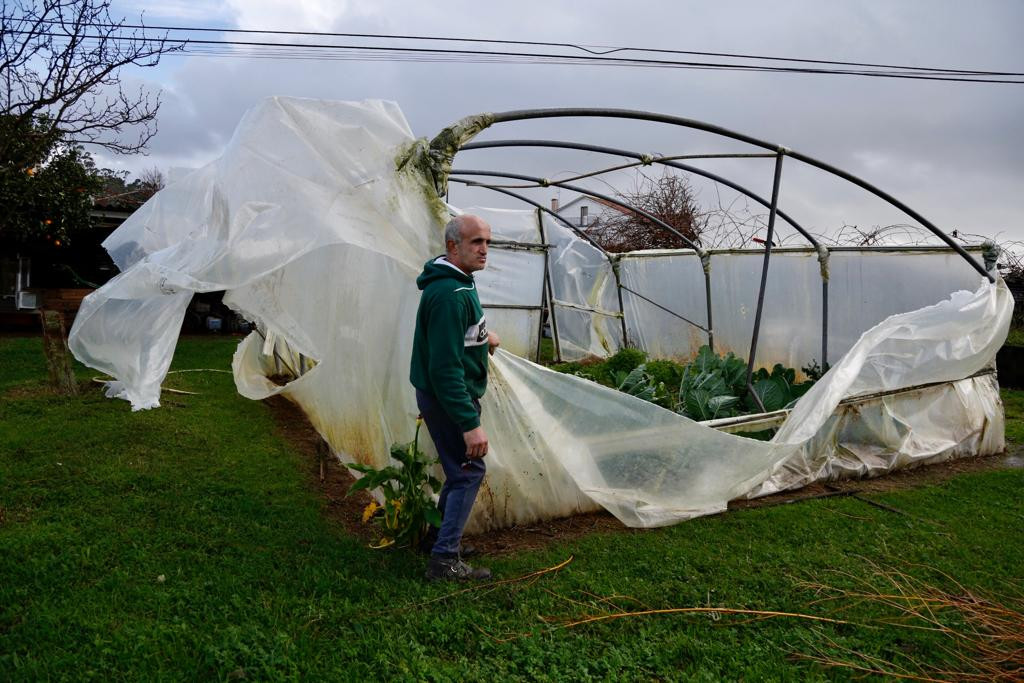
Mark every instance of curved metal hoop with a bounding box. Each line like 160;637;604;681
433;107;992;388
434;107;991;282
453;168;716;350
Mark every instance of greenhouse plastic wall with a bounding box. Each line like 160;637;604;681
544;215;624;359
536;207;988;371
616;246;985;370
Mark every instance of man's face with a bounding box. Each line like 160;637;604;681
448;217;491;274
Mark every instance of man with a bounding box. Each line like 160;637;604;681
410;214;500;581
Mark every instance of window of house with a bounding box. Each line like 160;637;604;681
580;205;589;226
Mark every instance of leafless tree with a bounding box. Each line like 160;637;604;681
137;165;163;192
587;169;708;252
697;185;772;249
1;0;184;161
999;241;1024;278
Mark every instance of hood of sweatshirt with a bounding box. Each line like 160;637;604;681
416;256;474;290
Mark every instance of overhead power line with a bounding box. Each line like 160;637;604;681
17;17;1023;76
8;20;1023;84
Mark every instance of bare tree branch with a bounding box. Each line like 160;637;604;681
1;0;184;159
587;169;708;252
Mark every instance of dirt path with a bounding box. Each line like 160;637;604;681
265;394;1023;555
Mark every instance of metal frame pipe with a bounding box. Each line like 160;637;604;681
822;279;829;368
534;208;560;362
437;108;991;283
481;304;544;310
745;152;786;413
618;284;709;331
460;139;814;242
435;107;994;379
459;138;833;365
453;168;715;348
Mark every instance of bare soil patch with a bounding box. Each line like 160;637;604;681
266;394;1022;555
264;395;377;545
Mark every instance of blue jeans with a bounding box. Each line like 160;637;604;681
416;389;486;557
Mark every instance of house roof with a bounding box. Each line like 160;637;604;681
555;193;634;217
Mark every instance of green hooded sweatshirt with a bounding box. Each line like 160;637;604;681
410;256;489;431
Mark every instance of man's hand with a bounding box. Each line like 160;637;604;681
463;426;488;459
487;330;501;356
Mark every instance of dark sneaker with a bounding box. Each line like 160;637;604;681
425;555;492;582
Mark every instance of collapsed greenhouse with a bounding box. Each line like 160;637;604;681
68;98;1012;530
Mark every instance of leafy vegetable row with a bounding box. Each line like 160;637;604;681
551;346;826;421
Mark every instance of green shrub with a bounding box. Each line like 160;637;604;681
605;348;647;376
644;359;685;393
550;360;586;375
550;357;618;387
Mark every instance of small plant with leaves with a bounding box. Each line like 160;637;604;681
801;359;831;382
676;365;741;421
674;345;747;421
615;365;671;408
346;418;442;549
746;363;814;412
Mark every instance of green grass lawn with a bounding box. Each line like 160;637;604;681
2;335;1022;681
1006;326;1024;347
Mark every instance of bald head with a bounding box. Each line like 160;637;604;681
444;214;492;274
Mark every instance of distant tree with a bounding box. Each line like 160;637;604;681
587;170;707;253
0;114;102;246
93;165;163;210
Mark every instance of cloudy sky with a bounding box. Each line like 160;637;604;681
100;0;1024;246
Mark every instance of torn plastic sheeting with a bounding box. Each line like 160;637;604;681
544;213;624;360
482;277;1009;528
747;373;1005;498
68;97;1012;531
70;98;445;410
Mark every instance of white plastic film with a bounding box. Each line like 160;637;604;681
749;373;1005;497
704;250;820;368
543;214;623;360
825;250;985;365
484;277;1010;527
611;247;989;372
618;251;712;358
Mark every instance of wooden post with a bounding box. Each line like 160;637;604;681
317;438;328;484
38;309;79;395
